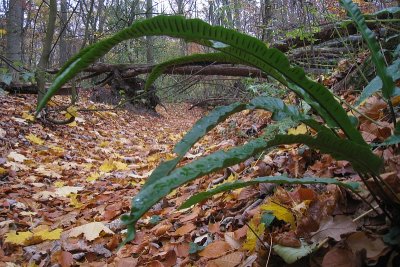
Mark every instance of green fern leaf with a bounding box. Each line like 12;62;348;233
180;176;359;209
340;0;395;100
145;53;247;91
36;15;365;146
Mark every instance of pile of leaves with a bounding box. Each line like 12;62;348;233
0;89;399;266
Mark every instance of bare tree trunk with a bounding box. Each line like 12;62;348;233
6;0;23;80
80;0;94;49
146;0;154;64
36;0;57;104
260;0;272;42
222;0;233;27
208;0;215;25
59;0;68;65
175;0;187;55
233;0;241;31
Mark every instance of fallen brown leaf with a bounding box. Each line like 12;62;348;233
199;240;232;259
311;215;356;243
209;251;244;267
322;247;358;267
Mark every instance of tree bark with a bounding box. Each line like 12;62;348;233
59;0;68;65
80;0;94;49
36;0;57;104
146;0;154;64
6;0;23;80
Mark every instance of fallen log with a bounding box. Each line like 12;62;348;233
3;64;268;94
1;82;75;95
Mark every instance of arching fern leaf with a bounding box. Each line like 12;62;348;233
36;15;365;146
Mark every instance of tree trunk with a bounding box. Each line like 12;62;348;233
59;0;68;65
233;0;241;31
6;0;23;80
260;0;272;42
80;0;94;49
36;0;57;104
146;0;154;64
175;0;187;55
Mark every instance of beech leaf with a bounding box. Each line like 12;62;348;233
310;215;356;243
198;240;231;258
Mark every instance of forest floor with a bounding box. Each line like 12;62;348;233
0;90;399;266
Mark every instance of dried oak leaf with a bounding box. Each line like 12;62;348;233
310;215;356;243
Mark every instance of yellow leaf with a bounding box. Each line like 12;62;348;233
392;95;400;106
54;181;64;188
50;146;64;153
164;153;175;161
26;134;44;145
226;173;238;183
147;154;161;163
83;163;93;170
242;218;265;252
22;112;35;122
261;201;296;229
99;160;115;172
67;106;78;116
86;172;100;182
33;227;62;241
113;161;128;171
168;189;178;198
288;124;308;135
5;231;33;245
69;193;83;209
67;121;77;127
99;141;109;148
0;167;7;175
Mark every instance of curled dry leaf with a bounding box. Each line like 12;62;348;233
273;231;301;248
152;222;172;236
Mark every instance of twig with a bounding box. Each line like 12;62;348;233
266;234;273;267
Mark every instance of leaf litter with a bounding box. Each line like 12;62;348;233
0;92;399;266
